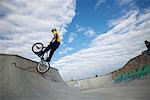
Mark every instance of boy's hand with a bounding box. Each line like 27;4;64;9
50;41;52;45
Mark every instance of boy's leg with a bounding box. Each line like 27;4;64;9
41;44;51;55
46;42;60;62
46;49;55;62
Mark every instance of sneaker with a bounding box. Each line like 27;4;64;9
44;58;50;62
38;52;44;57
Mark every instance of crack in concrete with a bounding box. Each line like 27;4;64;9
0;65;4;72
12;62;37;74
11;62;59;82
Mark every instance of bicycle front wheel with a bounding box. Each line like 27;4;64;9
32;42;43;53
37;60;50;73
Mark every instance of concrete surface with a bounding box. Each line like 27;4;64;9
67;75;150;100
67;74;113;90
67;52;150;91
66;52;150;100
0;54;95;100
83;86;150;100
0;54;150;100
112;51;150;81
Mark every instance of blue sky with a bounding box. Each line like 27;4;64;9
0;0;150;81
56;0;150;58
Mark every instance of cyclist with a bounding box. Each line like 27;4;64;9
145;40;150;52
40;28;61;62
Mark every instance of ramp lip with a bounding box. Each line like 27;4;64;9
0;53;58;70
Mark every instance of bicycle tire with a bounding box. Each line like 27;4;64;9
32;42;44;53
36;60;50;73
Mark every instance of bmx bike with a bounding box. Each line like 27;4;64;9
32;42;50;74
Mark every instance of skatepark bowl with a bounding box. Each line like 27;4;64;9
0;53;150;100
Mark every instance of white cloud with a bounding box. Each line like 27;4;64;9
53;9;150;81
76;25;96;37
0;0;76;59
108;10;135;28
117;0;133;6
94;0;106;11
58;47;73;55
84;27;96;37
76;25;86;33
68;33;77;43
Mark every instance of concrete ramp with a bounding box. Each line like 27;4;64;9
0;54;92;100
67;74;113;90
66;52;150;100
1;54;150;100
67;52;150;91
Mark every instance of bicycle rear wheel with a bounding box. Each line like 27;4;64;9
37;60;50;73
32;42;43;53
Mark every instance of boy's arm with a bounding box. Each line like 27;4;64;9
50;33;57;43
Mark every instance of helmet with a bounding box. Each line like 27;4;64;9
51;28;57;33
145;40;149;44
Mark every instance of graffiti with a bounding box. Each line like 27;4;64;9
112;54;150;83
112;65;150;83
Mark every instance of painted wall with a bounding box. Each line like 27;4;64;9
112;53;150;83
67;53;150;90
67;74;112;90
